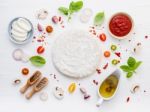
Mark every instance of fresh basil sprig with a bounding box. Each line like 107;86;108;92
29;56;46;67
120;57;142;78
94;12;105;26
58;7;69;15
58;1;83;20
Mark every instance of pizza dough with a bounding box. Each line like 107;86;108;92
52;29;101;78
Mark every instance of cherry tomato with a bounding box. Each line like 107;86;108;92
46;26;53;33
99;33;106;42
104;51;111;58
37;46;45;54
22;68;29;75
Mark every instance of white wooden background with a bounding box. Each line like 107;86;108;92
0;0;150;112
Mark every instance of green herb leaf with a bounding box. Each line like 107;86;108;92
127;57;136;67
120;65;132;72
58;7;69;15
126;72;133;78
120;57;142;78
133;61;142;70
69;1;83;12
30;56;46;67
58;1;83;21
94;12;105;26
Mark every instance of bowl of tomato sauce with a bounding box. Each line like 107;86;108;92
108;12;134;39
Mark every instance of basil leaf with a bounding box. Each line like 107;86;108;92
94;12;105;26
126;72;133;78
69;1;83;12
120;65;132;72
30;56;46;67
58;7;69;15
133;61;142;70
127;57;136;67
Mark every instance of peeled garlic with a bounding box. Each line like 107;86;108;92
36;9;48;20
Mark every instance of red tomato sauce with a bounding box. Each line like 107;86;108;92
109;13;132;37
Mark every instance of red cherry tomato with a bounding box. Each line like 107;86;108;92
99;33;106;42
37;46;45;54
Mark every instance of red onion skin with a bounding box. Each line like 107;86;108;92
52;16;59;24
37;23;43;32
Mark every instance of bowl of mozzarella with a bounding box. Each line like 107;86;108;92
8;17;34;45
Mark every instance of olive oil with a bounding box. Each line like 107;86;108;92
99;75;119;98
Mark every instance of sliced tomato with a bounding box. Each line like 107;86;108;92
104;51;111;58
37;46;45;54
22;68;29;75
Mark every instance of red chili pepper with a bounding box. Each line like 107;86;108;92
37;46;45;54
99;33;106;42
103;63;108;69
59;16;62;22
96;69;101;74
145;35;148;39
115;52;121;57
126;97;130;102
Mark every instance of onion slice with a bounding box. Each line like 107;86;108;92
79;8;93;23
39;92;48;101
12;49;24;61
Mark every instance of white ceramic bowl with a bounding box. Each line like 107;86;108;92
108;12;134;39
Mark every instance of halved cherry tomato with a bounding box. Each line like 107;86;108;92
99;33;106;42
104;51;111;58
37;46;45;54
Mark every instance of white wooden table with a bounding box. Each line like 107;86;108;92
0;0;150;112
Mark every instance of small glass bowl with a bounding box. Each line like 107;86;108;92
8;17;34;45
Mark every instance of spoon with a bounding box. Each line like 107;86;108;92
26;77;49;99
20;71;42;94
